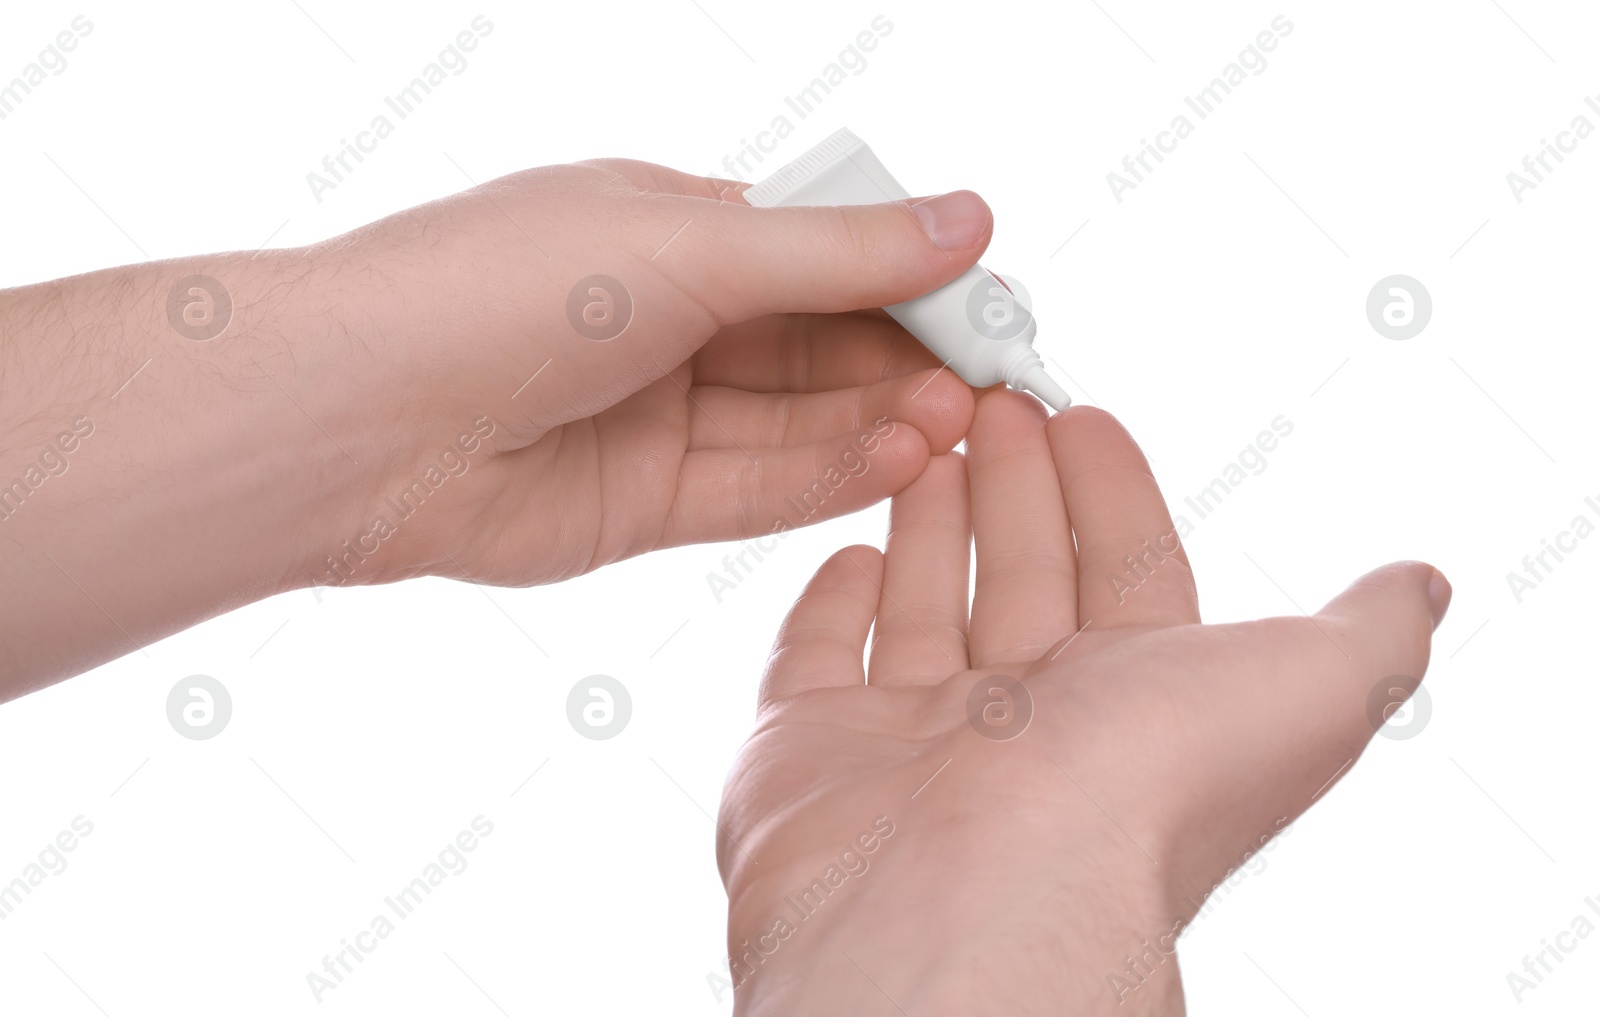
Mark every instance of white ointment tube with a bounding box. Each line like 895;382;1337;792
744;128;1070;411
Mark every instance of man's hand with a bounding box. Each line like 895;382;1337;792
717;390;1448;1015
319;160;990;586
0;159;989;694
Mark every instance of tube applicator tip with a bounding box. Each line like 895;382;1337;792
1018;365;1071;412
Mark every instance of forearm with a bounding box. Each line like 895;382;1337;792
0;248;407;698
0;161;984;695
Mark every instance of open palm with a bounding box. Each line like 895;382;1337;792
716;390;1447;1015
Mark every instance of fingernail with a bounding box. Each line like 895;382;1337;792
910;190;990;250
1427;568;1452;630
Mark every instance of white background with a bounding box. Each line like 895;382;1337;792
1;1;1597;1014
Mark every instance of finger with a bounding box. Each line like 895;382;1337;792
967;390;1080;667
1148;562;1446;888
1223;563;1446;798
460;172;985;435
651;190;993;323
1312;560;1448;751
758;545;881;710
1048;407;1200;629
661;421;930;548
868;454;971;686
685;369;973;455
693;313;946;393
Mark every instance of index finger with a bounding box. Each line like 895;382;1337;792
1048;407;1200;630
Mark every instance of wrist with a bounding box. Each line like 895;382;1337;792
160;246;419;591
0;247;407;689
231;244;447;589
176;238;523;591
722;749;1187;1016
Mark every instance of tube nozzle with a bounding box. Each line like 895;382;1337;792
1017;364;1071;412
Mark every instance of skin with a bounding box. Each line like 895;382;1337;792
718;389;1450;1015
0;160;992;697
3;153;1451;1008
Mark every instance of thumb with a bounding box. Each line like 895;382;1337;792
1315;560;1450;701
1280;560;1450;784
1177;562;1447;807
679;190;993;323
1159;561;1449;885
